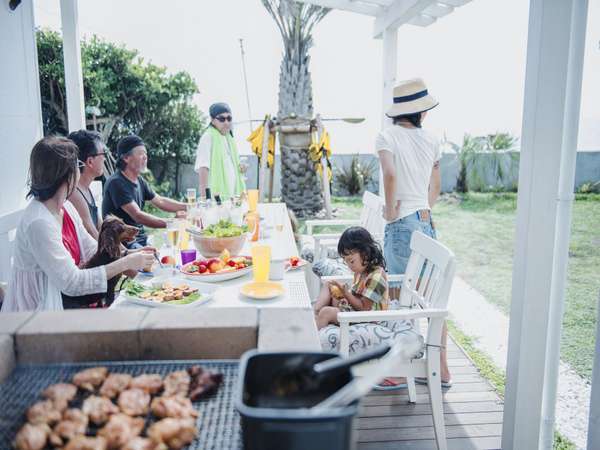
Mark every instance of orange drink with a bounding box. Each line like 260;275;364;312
247;189;259;212
246;210;260;242
251;245;271;282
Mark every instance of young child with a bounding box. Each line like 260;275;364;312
314;227;388;330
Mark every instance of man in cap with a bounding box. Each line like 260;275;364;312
195;102;246;199
102;135;187;248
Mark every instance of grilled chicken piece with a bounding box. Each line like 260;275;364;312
188;365;223;401
129;374;163;394
42;383;78;411
14;423;50;450
82;395;120;425
122;437;158;450
26;400;62;425
163;370;190;397
73;367;109;391
49;408;89;447
117;388;150;416
99;373;132;399
147;418;196;450
150;396;199;419
64;435;108;450
97;413;144;450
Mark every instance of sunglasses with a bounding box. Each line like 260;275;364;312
92;152;107;157
215;115;233;123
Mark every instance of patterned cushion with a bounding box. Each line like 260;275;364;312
319;320;425;359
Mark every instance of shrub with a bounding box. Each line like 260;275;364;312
334;155;377;196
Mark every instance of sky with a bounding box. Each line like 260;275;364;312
34;0;600;155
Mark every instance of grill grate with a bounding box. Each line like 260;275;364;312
0;360;241;450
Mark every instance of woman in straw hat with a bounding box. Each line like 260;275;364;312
375;78;451;389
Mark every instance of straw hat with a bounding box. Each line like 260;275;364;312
386;78;438;117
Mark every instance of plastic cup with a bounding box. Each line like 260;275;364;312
180;249;197;266
251;245;271;283
247;189;259;212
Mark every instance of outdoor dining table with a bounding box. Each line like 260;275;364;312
111;203;313;310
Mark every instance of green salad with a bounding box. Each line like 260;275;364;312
202;220;249;238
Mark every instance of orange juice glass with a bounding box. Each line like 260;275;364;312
246;211;260;242
251;245;271;283
247;189;259;212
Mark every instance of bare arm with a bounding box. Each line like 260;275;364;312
121;201;168;229
68;190;99;240
428;161;441;208
198;167;209;195
105;252;155;279
378;150;400;221
330;281;373;311
150;195;187;213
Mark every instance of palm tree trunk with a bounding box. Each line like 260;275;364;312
262;0;329;217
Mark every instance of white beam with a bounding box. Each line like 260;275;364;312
589;292;600;450
408;13;437;27
540;1;588;446
379;26;397;197
501;0;588;449
60;0;86;132
373;0;436;38
423;2;454;17
297;0;382;16
438;0;471;6
0;1;43;215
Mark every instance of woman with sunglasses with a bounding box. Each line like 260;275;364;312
1;137;155;312
195;102;246;199
67;129;106;239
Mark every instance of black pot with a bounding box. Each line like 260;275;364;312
236;350;358;450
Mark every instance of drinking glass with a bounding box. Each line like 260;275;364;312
186;188;197;205
166;228;180;248
247;189;259;212
251;245;271;283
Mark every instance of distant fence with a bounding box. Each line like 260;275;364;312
178;151;600;197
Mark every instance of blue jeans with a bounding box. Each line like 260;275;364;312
384;212;437;275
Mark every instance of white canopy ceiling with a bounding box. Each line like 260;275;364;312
296;0;473;37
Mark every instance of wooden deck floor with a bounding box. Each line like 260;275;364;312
356;336;504;450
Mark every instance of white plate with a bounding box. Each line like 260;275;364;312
180;265;253;283
121;277;217;308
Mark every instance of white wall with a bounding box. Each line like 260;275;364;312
0;2;43;215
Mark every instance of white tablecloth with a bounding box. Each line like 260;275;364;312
111;203;312;310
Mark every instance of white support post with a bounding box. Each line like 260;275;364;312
315;115;332;219
0;1;43;216
501;1;588;449
588;292;600;450
60;0;86;132
379;26;397;197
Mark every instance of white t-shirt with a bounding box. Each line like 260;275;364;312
375;126;441;219
194;132;237;196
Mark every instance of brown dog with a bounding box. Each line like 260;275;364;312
62;216;139;309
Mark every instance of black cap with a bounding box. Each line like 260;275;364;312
209;103;231;119
117;135;145;158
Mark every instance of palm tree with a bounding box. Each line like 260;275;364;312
262;0;330;217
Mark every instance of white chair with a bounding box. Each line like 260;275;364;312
0;209;24;298
319;232;456;450
305;191;385;261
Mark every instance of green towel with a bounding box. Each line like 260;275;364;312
208;126;246;199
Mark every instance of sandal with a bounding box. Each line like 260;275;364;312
373;378;408;391
414;377;452;388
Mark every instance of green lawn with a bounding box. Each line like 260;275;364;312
434;193;600;380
